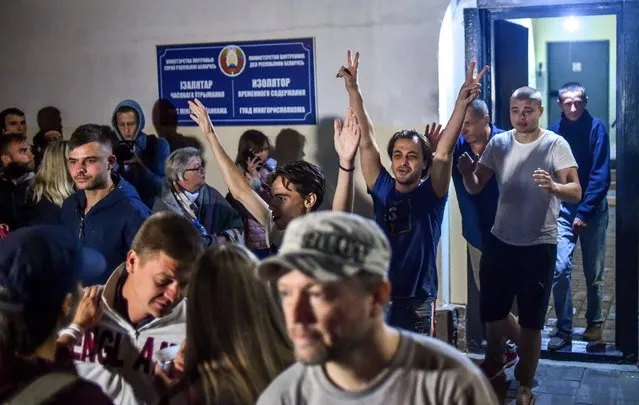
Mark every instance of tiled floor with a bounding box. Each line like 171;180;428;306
488;358;639;404
543;202;616;345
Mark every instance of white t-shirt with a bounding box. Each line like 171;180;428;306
479;129;577;246
257;330;498;405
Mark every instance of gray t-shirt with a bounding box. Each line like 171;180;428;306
257;331;498;405
479;129;577;246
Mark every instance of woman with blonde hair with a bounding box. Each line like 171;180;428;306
29;140;74;225
159;243;294;405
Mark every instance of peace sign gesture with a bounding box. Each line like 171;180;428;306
457;61;489;106
336;50;360;90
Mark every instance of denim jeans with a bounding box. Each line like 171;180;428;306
385;297;436;336
552;200;609;335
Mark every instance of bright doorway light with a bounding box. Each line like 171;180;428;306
562;16;581;33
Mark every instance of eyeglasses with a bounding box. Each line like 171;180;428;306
184;166;205;174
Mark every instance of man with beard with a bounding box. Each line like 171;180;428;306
59;212;203;405
338;50;487;335
60;124;150;284
256;211;497;405
0;133;36;233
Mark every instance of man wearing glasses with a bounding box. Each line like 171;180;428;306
61;124;150;284
152;146;244;246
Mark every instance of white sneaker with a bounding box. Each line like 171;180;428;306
516;386;535;405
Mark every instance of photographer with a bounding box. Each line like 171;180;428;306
112;99;170;208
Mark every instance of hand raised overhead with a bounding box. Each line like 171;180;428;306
458;61;489;105
336;50;360;90
188;98;214;135
334;107;361;165
424;122;443;153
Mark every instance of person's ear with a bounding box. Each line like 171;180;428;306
107;155;116;170
0;154;10;167
371;280;392;318
557;99;563;110
125;250;138;274
303;193;317;211
540;105;545;116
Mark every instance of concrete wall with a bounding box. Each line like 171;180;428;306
0;0;453;215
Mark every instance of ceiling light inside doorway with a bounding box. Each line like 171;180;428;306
562;16;581;33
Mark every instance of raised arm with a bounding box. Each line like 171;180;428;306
332;108;361;212
338;50;382;190
188;99;271;227
430;62;489;197
458;150;495;195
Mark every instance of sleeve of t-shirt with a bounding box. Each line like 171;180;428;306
478;136;498;171
369;167;395;204
551;136;578;173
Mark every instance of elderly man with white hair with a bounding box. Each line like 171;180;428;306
153;147;243;246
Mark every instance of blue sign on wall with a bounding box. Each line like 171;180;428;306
157;38;317;126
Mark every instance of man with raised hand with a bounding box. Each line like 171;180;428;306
338;50;487;335
459;86;581;404
188;100;361;252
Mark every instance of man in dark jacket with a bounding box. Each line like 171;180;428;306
153;147;243;246
61;124;150;285
548;82;611;350
0;133;35;232
112;99;170;208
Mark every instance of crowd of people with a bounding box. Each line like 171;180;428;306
0;49;610;405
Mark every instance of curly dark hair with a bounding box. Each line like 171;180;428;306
272;161;325;210
386;129;433;177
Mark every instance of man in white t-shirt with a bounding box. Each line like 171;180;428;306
188;99;362;252
458;86;581;405
256;211;497;405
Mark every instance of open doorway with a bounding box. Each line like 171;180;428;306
463;0;638;363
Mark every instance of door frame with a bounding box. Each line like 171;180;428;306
464;0;639;362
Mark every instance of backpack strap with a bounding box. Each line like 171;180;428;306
3;372;78;405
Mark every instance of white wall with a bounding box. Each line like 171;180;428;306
0;0;451;215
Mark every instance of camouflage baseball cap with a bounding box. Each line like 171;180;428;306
257;211;391;282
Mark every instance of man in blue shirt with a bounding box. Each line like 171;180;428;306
452;100;504;287
548;82;611;350
338;50;486;335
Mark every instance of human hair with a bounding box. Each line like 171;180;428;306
468;99;489;119
272;161;325;211
184;244;294;405
68;124;116;153
130;211;204;266
0;108;25;131
116;105;139;123
0;133;27;156
558;82;587;102
386;129;433;177
165;147;204;183
511;86;543;107
36;106;62;132
235;130;271;172
31;141;74;206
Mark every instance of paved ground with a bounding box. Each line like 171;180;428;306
468;355;639;404
543;199;616;345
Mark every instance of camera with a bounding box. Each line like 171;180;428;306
114;141;135;162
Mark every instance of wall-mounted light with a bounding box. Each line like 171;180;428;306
562;16;581;33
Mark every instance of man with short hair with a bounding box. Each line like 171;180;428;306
0;133;35;232
256;211;497;405
189;100;362;251
153;146;243;245
112;100;170;208
459;86;581;404
60;212;203;405
339;50;486;335
1;108;27;136
548;82;611;350
61;124;150;284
